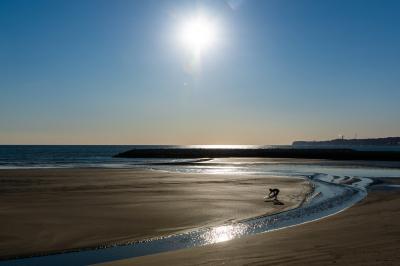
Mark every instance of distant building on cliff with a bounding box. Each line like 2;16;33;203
292;137;400;146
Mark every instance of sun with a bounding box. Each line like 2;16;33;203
179;15;218;54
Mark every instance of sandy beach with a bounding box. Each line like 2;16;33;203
0;168;310;259
99;183;400;266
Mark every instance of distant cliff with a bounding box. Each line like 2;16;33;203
293;137;400;146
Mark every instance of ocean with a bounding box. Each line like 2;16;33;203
1;145;400;177
0;145;285;169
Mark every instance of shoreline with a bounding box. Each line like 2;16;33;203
0;172;367;266
0;168;310;260
2;165;397;266
100;180;400;266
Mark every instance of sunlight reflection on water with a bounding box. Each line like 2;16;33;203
193;166;244;174
201;224;247;244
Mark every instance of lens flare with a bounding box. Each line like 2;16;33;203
179;15;218;54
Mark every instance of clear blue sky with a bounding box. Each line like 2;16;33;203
1;0;400;144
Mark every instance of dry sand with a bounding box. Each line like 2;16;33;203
0;168;309;259
100;187;400;266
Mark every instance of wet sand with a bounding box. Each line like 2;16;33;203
0;168;310;259
100;186;400;266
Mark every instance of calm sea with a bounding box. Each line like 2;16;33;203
1;145;400;169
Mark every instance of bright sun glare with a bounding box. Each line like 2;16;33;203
179;15;218;53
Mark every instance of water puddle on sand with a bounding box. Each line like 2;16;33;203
1;173;370;266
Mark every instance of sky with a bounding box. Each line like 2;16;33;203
1;0;400;145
